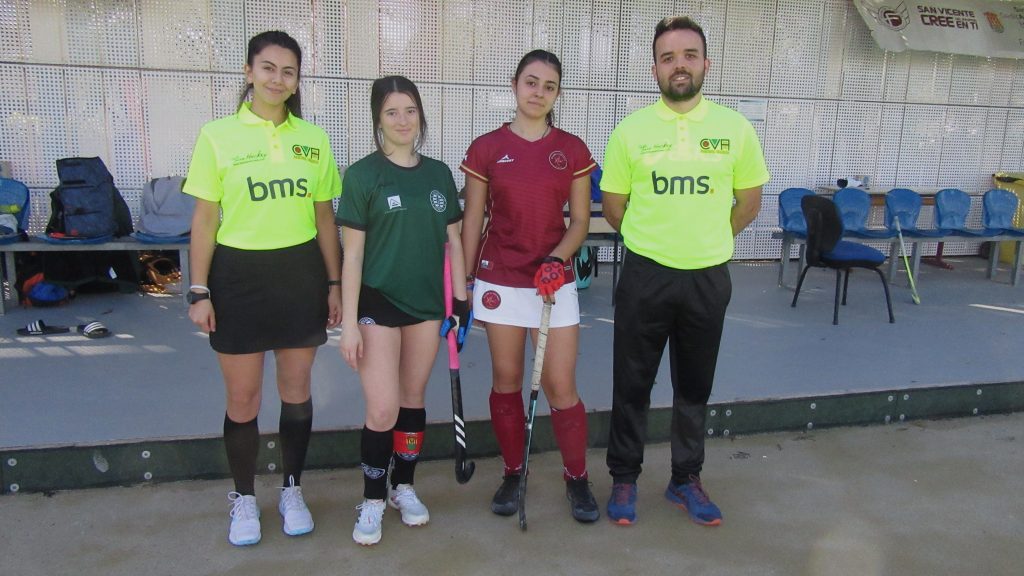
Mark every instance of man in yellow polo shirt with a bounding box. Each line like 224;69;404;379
601;15;770;527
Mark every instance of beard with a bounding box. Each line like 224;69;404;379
658;71;703;102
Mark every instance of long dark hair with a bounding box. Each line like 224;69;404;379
238;30;303;118
513;49;562;126
370;76;427;153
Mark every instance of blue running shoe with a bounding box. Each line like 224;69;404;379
665;475;722;526
607;483;637;525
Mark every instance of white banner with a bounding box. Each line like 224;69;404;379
854;0;1024;58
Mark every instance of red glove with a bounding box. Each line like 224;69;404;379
533;256;566;297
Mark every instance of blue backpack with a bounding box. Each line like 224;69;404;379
0;177;30;244
45;157;133;240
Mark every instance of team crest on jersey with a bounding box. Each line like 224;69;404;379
291;144;320;163
699;139;730;154
482;290;501;310
549;151;568;170
429;190;446;213
387;195;403;210
358;316;376;325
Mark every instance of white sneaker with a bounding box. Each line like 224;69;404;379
352;499;386;545
227;492;261;546
388;483;430;526
278;476;314;536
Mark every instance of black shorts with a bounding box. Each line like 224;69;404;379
357;285;422;327
208;239;328;354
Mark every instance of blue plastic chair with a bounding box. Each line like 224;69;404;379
779;187;815;237
0;177;30;244
982;189;1024;237
933;188;987;237
833;187;892;239
884;188;945;238
792;195;894;325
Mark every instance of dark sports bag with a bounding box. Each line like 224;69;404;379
45;157;133;239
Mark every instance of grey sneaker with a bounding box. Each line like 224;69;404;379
352;499;386;545
228;492;261;546
278;475;314;536
388;483;430;526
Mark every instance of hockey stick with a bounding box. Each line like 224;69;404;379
518;300;552;531
894;219;921;305
444;244;475;484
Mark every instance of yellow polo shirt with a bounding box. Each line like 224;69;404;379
184;103;341;250
601;97;770;269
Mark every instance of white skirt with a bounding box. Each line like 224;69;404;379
472;279;579;328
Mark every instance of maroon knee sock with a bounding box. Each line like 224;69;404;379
489;390;525;475
551;400;589;481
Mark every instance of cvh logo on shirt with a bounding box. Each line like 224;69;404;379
292;144;320;163
699;139;730;154
247;176;309;201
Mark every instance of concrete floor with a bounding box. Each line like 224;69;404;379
1;413;1021;576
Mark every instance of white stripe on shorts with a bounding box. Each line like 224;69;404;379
472;279;579;328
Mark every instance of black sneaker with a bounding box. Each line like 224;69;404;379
491;474;521;516
566;478;600;523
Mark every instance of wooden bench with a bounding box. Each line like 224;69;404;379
0;238;191;314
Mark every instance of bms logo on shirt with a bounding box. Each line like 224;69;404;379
247;176;309;201
651;171;711;195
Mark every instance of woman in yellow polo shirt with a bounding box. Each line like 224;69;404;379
184;30;342;547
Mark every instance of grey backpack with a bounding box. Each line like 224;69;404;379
137;176;195;238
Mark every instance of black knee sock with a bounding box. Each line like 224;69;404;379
223;414;259;496
279;398;313;486
390;407;426;488
361;426;392;500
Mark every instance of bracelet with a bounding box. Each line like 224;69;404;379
189;284;210;293
466;281;475;291
466;274;476;282
327;279;341;287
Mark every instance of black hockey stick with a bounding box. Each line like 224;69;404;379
444;244;475;484
518;300;552;530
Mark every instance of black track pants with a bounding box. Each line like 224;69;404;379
606;251;731;484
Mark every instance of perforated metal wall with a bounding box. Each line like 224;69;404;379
1;0;1022;262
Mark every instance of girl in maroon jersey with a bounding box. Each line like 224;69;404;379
460;49;599;523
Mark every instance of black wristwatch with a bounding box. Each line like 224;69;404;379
187;290;211;305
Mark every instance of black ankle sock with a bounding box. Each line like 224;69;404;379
390;407;426;488
279;398;312;486
361;426;392;500
223;414;259;496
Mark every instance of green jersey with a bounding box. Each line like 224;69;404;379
336;152;462;320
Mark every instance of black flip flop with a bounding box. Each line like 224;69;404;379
17;320;71;336
78;321;111;339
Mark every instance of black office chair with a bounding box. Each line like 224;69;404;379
792;195;895;325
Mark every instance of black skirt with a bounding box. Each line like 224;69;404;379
208;239;328;354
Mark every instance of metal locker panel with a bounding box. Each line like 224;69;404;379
210;0;245;73
831;102;882;185
347;0;381;79
306;78;348;174
841;13;884;102
875;103;904;190
938;106;986;188
586;90;617;166
138;0;209;70
440;0;474;84
142;72;213;180
312;0;348;76
616;0;673;92
472;0;532;86
440;84;474;191
23;65;68;188
895;105;944;188
769;0;823;99
380;0;441;83
906;51;953;105
347;80;375;166
64;68;110;175
720;0;773;97
532;0;563;55
103;69;146;190
65;0;139;67
882;50;910;102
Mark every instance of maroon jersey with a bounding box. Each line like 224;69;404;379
461;124;596;287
